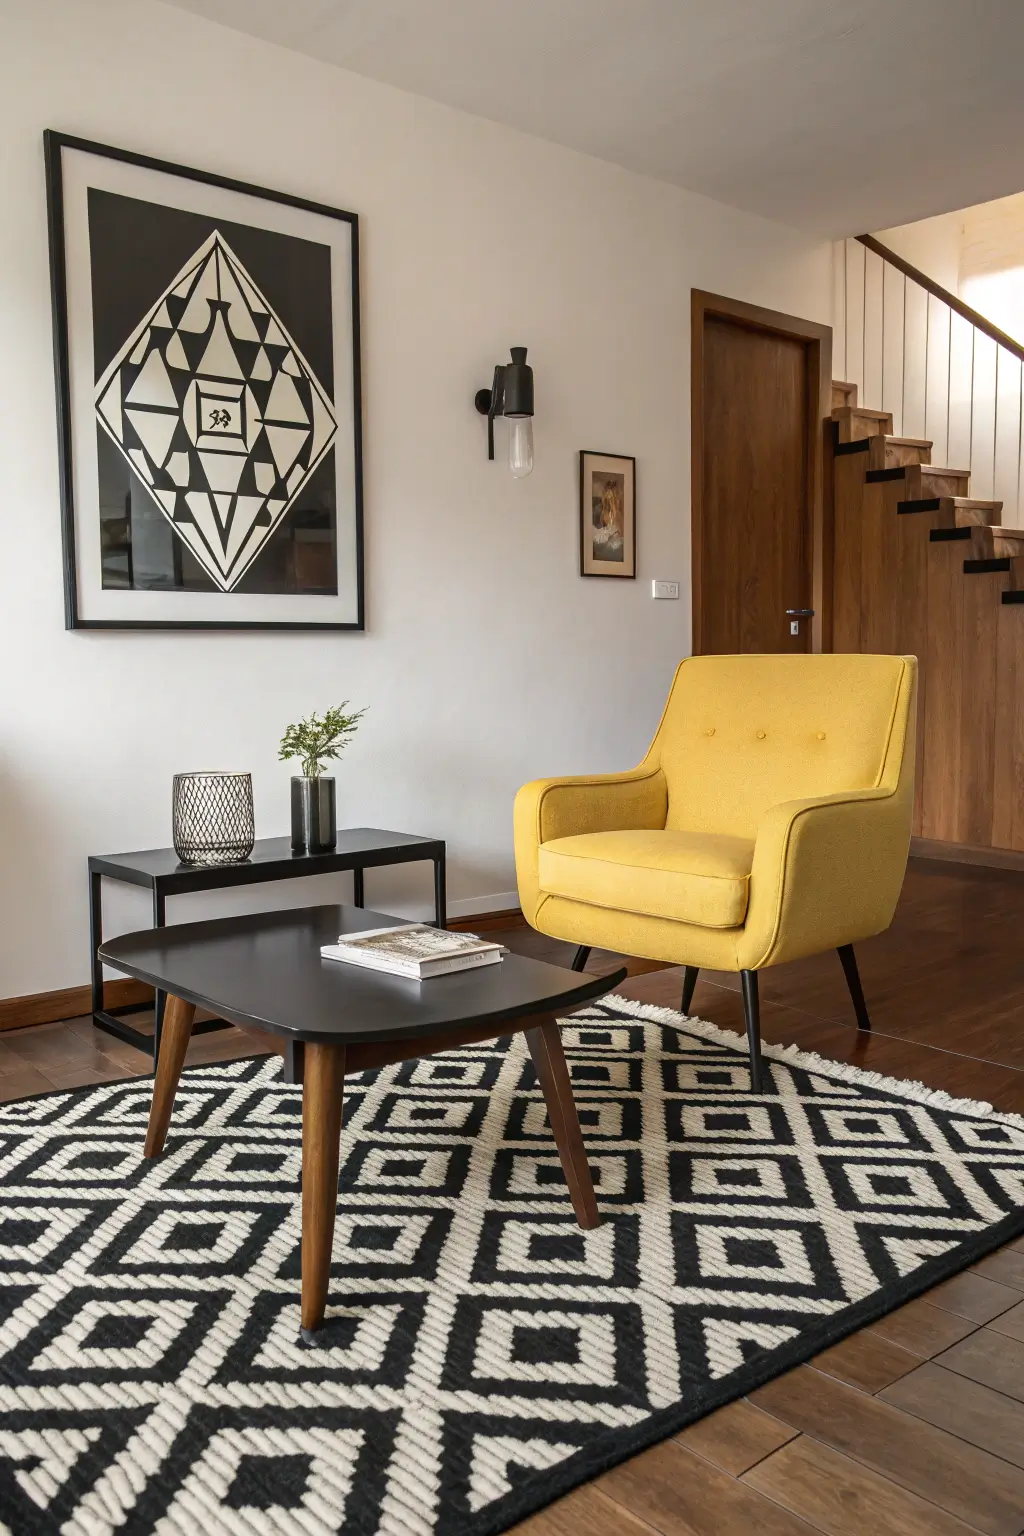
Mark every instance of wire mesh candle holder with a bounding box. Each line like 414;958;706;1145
172;771;255;866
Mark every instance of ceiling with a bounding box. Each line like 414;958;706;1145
160;0;1024;236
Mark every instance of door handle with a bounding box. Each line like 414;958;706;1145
786;607;814;637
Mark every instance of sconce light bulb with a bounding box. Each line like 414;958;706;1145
508;416;534;478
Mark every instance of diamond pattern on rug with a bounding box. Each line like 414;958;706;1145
0;1000;1022;1535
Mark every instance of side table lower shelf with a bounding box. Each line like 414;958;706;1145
94;1000;231;1054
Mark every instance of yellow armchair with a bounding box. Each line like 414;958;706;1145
514;653;917;1090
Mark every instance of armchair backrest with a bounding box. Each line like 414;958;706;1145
648;653;916;839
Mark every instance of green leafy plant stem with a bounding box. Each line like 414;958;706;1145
278;703;367;779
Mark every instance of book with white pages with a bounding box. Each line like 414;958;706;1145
320;923;507;979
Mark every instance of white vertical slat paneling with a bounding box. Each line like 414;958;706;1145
844;239;866;397
863;247;884;411
969;331;997;500
925;300;953;465
838;237;1024;508
994;357;1024;522
947;311;975;474
881;261;906;432
902;281;929;441
832;241;848;383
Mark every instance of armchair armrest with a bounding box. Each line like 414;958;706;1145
740;784;912;971
514;767;668;925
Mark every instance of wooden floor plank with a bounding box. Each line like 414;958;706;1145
675;1397;799;1476
988;1300;1024;1344
748;1364;1024;1536
935;1329;1024;1404
809;1330;921;1393
881;1362;1024;1471
0;1065;61;1101
865;1296;981;1357
743;1435;984;1536
970;1250;1024;1293
595;1439;823;1536
927;1270;1024;1324
507;1482;661;1535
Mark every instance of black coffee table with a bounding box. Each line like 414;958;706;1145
99;903;626;1340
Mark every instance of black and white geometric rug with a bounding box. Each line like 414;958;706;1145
2;997;1024;1536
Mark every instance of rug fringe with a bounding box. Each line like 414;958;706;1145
575;995;1024;1128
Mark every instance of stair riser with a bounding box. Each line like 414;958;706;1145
833;406;893;443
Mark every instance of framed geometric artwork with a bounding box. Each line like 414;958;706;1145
579;450;636;578
44;131;363;629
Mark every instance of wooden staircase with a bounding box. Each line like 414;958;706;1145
830;381;1024;857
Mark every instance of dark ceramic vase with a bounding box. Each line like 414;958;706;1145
290;776;337;853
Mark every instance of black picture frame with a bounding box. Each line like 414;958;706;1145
579;450;636;578
44;130;364;630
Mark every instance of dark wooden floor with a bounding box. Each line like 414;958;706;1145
3;857;1024;1534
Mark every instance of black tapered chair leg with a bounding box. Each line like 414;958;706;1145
837;944;872;1030
570;945;591;973
680;966;699;1015
740;970;764;1093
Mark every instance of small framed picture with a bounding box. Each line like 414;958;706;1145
579;451;635;578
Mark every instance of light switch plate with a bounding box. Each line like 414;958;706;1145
652;580;680;599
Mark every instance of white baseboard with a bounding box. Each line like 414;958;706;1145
446;891;521;920
375;891;521;923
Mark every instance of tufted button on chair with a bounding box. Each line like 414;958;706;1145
514;653;917;1091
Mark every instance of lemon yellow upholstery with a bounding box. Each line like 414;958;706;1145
538;829;755;928
515;654;917;975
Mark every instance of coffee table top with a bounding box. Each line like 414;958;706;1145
89;829;444;891
99;904;625;1044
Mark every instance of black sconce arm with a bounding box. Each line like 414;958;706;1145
474;366;506;460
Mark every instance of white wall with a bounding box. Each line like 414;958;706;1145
0;0;831;998
873;212;963;297
959;192;1024;348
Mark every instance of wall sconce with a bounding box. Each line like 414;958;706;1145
474;346;534;477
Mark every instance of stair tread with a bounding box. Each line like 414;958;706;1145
926;466;971;477
950;498;1002;509
886;436;932;448
833;405;891;420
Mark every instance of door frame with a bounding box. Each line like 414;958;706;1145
690;289;833;654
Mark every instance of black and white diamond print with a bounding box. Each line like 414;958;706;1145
0;999;1022;1535
94;231;336;592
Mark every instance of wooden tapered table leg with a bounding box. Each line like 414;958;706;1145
143;993;196;1158
526;1014;601;1230
300;1041;346;1342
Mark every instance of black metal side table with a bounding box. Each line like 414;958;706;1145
89;828;446;1064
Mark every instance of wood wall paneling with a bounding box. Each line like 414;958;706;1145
859;469;904;655
894;502;942;837
992;589;1024;851
920;534;967;840
832;450;868;652
830;402;1024;858
957;550;1002;847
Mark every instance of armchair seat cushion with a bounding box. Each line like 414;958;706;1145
537;829;755;929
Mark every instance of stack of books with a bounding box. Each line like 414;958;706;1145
320;923;506;979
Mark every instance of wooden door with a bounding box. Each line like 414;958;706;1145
693;296;829;654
